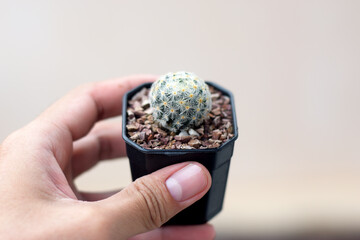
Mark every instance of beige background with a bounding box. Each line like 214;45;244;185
1;0;360;238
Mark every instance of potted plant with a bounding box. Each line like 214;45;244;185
122;71;238;225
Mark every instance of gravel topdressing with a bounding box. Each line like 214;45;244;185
126;86;234;150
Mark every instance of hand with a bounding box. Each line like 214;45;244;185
0;75;215;240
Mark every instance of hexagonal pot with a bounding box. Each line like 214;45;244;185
122;81;238;225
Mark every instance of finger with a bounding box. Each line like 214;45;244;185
129;224;215;240
72;121;126;177
79;189;121;201
36;74;156;141
92;162;212;239
33;75;157;167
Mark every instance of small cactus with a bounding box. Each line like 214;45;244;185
149;71;212;132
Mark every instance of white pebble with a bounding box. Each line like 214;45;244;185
179;130;189;136
188;128;200;136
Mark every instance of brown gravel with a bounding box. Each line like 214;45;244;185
126;86;235;150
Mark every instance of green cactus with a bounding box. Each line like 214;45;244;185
149;71;212;132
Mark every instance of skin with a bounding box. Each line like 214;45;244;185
0;75;215;240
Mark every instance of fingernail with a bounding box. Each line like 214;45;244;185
165;164;207;202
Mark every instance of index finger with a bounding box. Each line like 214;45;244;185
38;75;157;142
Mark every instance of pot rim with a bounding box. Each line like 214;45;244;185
122;81;238;154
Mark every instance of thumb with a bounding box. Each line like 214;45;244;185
96;162;211;239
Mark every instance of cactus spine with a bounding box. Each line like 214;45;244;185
149;71;212;132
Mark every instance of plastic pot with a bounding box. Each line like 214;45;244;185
122;81;238;225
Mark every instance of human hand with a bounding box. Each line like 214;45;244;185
0;75;215;240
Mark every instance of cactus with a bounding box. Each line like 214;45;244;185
149;71;212;132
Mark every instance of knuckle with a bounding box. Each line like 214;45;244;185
131;177;170;229
0;129;24;156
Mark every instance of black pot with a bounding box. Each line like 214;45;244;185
122;82;238;225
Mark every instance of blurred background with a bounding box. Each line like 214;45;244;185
1;0;360;239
